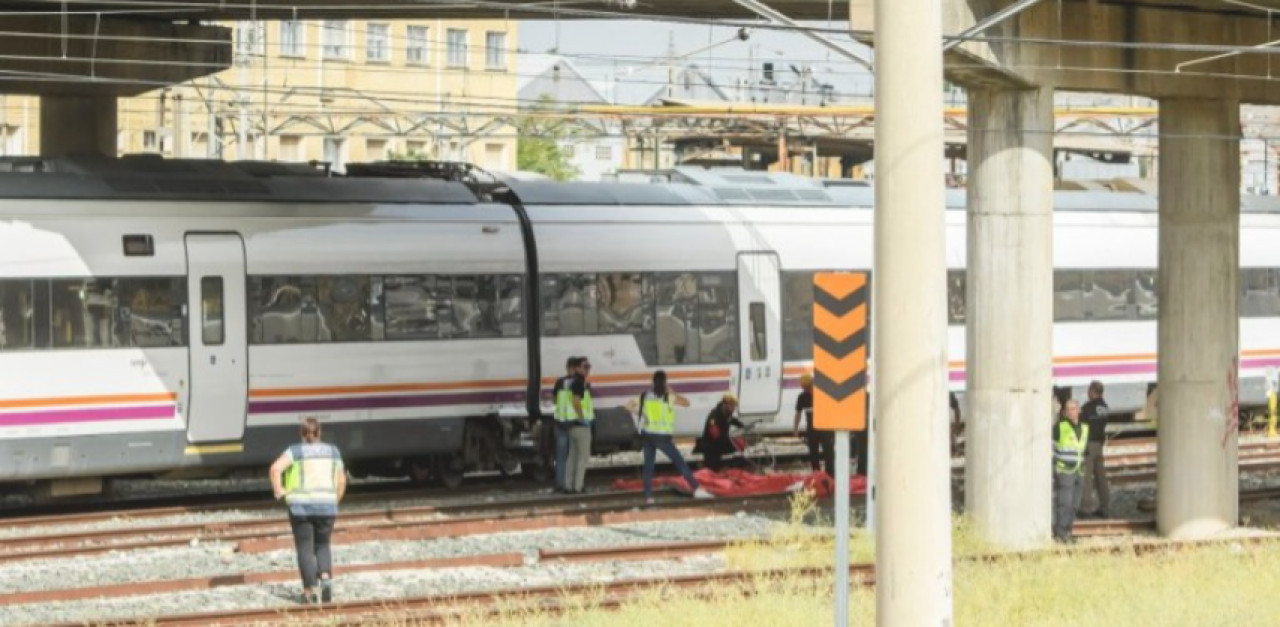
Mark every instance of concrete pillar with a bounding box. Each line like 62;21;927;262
1157;99;1240;539
872;0;953;623
40;96;116;157
964;87;1055;549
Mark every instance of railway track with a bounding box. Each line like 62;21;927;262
0;452;812;529
0;490;793;565
88;521;1280;627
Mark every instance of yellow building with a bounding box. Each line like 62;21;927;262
0;19;519;172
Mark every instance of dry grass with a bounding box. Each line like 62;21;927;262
281;491;1280;626
102;492;1280;626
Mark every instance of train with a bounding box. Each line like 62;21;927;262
0;155;1275;497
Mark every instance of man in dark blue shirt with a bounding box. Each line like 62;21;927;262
1079;380;1111;518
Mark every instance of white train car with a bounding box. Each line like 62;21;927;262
0;156;1272;496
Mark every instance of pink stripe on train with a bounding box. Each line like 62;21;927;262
0;404;176;427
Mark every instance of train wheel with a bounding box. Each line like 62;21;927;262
496;455;521;478
434;455;465;489
408;458;433;484
522;461;552;484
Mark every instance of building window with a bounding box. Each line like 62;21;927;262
483;143;505;170
595;145;612;161
366;138;388;159
405;140;426;157
280;20;305;57
447;29;468;68
485;31;506;70
322;20;350;60
279;135;302;161
366;23;389;62
235;21;265;57
142;130;158;151
406;25;429;64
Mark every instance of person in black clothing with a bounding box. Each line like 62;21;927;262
695;393;745;471
793;373;835;474
1078;380;1111;518
949;391;963;456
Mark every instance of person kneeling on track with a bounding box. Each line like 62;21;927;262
626;370;715;505
270;417;348;605
694;392;744;472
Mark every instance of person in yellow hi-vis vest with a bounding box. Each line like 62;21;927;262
269;417;348;604
1052;400;1089;544
563;357;594;493
626;370;715;505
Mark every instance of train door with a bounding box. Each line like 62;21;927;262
736;251;783;415
185;234;248;443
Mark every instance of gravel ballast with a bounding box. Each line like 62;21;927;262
0;512;780;625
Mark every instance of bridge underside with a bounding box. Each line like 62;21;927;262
0;0;850;21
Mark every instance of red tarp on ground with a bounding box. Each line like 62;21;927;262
610;468;867;498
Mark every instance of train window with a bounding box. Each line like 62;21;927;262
1134;271;1158;319
249;276;319;344
697;272;737;364
598;273;656;363
200;276;224;345
122;234;155;257
656;272;701;365
316;276;371;342
384;275;445;340
51;279;123;348
539;275;560;336
781;271;815;361
947;270;966;326
118;278;185;347
1241;268;1280;318
32;281;50;348
451;275;499;339
1053;271;1084;322
544;274;598;336
369;278;386;341
0;280;34;350
497;275;524;337
748;302;767;361
1085;270;1134;320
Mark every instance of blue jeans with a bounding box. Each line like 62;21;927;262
642;433;700;499
554;423;570;489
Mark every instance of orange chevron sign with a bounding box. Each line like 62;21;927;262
813;272;869;431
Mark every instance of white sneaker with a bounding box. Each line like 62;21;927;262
693;487;714;499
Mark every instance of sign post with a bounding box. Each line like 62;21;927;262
813;272;869;625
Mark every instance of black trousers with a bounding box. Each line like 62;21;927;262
806;430;834;473
807;431;866;476
289;513;335;589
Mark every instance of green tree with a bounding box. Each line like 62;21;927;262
517;135;578;181
517;95;579;181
